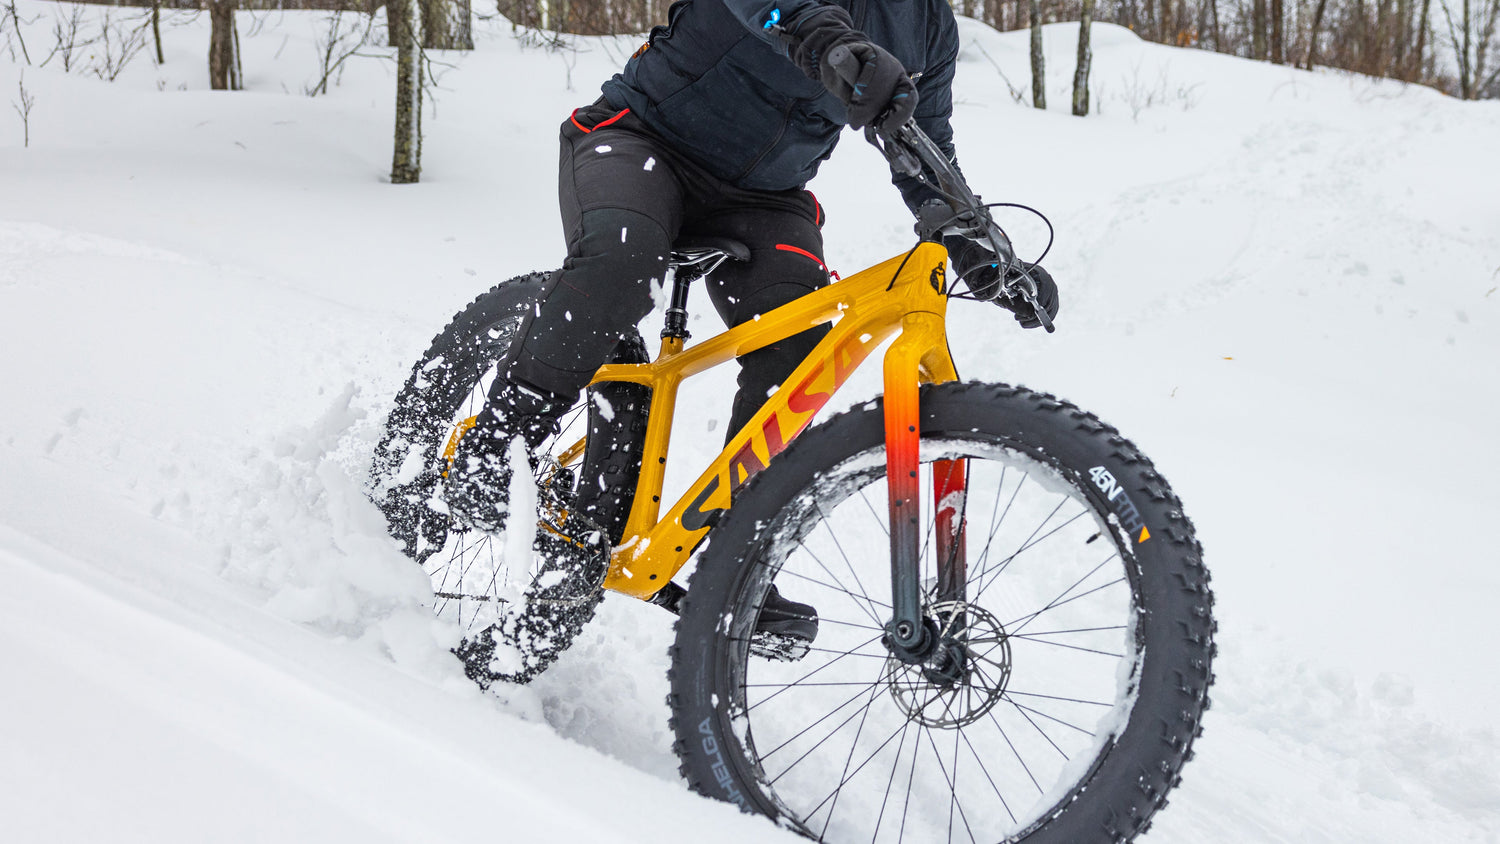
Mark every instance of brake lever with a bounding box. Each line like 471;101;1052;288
865;125;922;177
1004;267;1056;333
867;119;1050;332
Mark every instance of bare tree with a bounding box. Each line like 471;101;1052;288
1306;0;1332;65
1271;0;1285;61
1253;0;1269;58
151;0;163;64
43;5;96;72
1436;0;1497;97
4;0;32;65
391;0;423;183
1030;0;1046;108
307;11;375;95
207;0;242;90
12;69;34;147
1416;0;1434;75
91;9;151;81
1074;0;1095;114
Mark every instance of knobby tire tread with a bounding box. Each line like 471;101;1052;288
369;272;648;686
667;381;1214;844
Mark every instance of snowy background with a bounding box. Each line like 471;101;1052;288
2;4;1499;841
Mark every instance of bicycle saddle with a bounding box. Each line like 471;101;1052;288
671;236;750;263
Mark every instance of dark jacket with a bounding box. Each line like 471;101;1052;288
600;0;960;210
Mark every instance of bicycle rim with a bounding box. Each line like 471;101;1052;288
721;438;1142;842
419;316;594;639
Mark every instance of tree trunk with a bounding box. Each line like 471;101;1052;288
1073;0;1095;115
548;0;570;33
207;0;242;90
1374;0;1391;74
1030;0;1046;108
1475;0;1499;93
1392;0;1404;71
1210;0;1222;50
1252;0;1268;58
152;1;164;64
1463;0;1474;97
391;0;424;183
1416;0;1432;77
1271;0;1285;61
422;0;473;50
1306;0;1331;66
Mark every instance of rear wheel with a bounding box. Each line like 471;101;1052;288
669;382;1212;843
369;272;650;684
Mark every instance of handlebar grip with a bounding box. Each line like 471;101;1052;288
826;44;862;88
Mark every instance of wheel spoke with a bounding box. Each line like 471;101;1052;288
664;424;1201;844
856;486;892;540
743;631;886;713
1005;696;1097;739
1005;634;1125;659
1004;552;1117;636
871;717;916;842
919;722;976;844
1005;575;1128;634
983;699;1044;793
816;660;889;841
803;715;920;832
782;546;890;628
973;504;1087;601
765;689;885;788
1003;688;1114;708
958;717;1018;825
972;470;1023;576
759;662;901;762
809;500;889;628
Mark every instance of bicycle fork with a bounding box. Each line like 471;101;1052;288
881;310;966;667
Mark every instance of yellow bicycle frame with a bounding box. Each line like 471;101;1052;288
574;240;960;599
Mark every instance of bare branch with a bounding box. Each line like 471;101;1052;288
12;69;35;147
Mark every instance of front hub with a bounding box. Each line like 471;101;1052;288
886;601;1012;729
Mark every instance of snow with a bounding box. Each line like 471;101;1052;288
3;4;1500;842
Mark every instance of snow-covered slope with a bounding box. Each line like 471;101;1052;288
2;6;1498;841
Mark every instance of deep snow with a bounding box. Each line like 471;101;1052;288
2;4;1499;841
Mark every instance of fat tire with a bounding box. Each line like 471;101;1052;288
369;271;650;684
668;382;1213;843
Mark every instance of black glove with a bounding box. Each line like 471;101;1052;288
822;42;918;132
785;7;918;133
946;236;1059;329
1000;263;1060;329
945;235;1005;299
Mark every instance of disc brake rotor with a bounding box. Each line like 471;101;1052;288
886;601;1012;728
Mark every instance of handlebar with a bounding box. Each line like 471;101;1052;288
835;67;1054;333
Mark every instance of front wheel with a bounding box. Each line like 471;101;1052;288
669;382;1213;843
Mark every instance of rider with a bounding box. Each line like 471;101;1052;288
445;0;1060;643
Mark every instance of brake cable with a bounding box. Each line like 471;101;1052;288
864;122;1056;332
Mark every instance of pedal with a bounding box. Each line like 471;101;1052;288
750;631;812;662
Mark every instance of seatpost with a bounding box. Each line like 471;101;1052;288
662;269;692;340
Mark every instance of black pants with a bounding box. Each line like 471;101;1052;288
503;100;832;438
